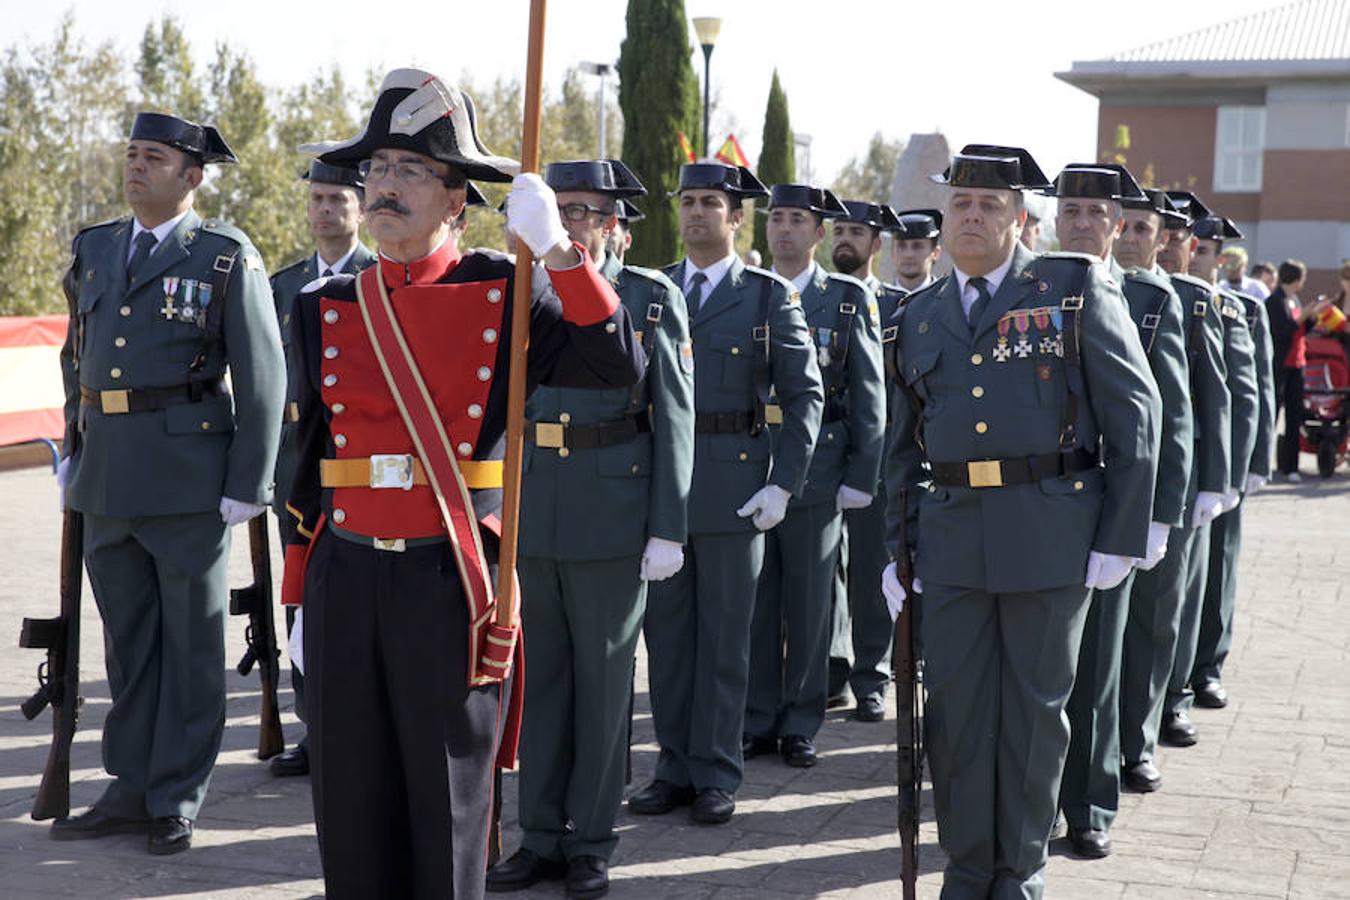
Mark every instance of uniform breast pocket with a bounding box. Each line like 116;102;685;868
161;318;209;366
706;333;754;388
1031;358;1068;407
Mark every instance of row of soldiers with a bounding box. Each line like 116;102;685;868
47;68;1274;900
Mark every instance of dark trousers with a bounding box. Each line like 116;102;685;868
1192;504;1243;687
304;530;505;900
843;489;894;702
1166;522;1214;719
1275;366;1304;474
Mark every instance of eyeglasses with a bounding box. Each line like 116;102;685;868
358;158;449;186
558;202;615;222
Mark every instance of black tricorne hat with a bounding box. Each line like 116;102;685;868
763;183;849;218
465;182;488;208
1110;174;1187;228
673;163;769;199
615;199;645;224
1044;163;1149;203
1164;191;1212;231
301;160;363;189
891;208;944;240
130;112;237;165
837;200;902;231
931;143;1052;191
545;159;645;198
1193;215;1243;241
300;68;519;183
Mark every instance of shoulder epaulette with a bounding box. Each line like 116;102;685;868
621;263;678;291
825;271;868;293
271;256;311;280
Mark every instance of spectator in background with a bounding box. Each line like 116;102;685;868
1335;259;1350;316
1220;246;1269;299
1251;261;1277;294
1265;259;1313;480
1019;194;1043;250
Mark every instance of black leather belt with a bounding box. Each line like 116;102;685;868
79;380;225;415
526;412;650;450
695;411;756;434
929;448;1099;489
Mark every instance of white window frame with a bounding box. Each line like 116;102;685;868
1214;106;1265;192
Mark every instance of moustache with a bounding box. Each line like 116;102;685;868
366;197;411;216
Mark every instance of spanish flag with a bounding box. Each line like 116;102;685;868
677;131;695;163
715;134;749;168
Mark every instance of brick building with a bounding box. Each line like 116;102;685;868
1057;0;1350;296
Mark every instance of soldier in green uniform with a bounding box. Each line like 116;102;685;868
890;208;944;294
1160;196;1260;749
1045;164;1192;859
882;144;1161;899
53;113;285;853
486;160;695;898
266;160;376;778
825;200;915;720
1117;190;1231;794
743;186;885;765
633;162;823;825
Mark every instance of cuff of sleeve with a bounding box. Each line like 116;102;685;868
547;242;622;326
281;543;308;607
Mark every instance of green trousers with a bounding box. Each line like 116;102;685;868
842;490;894;702
517;555;645;862
828;524;851;698
83;511;231;821
1192;503;1243;687
1166;521;1215;719
922;580;1091;900
746;501;843;740
646;531;764;793
1061;572;1134;832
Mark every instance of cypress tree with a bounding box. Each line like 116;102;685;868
754;70;795;266
617;0;701;267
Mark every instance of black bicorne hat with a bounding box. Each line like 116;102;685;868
890;209;944;240
130;112;237;165
763;183;849;217
301;160;363;189
837;200;902;231
615;199;645;223
673;163;769;199
931;143;1052;191
1044;163;1149;203
544;159;646;198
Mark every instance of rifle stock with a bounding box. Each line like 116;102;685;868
893;488;921;898
229;515;284;760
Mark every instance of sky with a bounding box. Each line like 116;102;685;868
15;0;1289;186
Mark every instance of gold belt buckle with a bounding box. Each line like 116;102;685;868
534;422;565;448
372;537;407;552
369;454;415;490
763;404;784;425
967;460;1003;488
101;390;130;415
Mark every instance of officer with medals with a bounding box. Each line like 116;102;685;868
1157;192;1260;750
1116;189;1232;795
486;160;694;899
53;113;285;853
1045;164;1192;859
267;160;377;778
825;200;910;720
890;208;944;294
280;69;643;899
743;185;885;765
633;162;823;825
607;198;643;264
881;144;1161;898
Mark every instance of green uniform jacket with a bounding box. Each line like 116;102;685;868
885;245;1162;593
1215;289;1261;488
774;265;885;507
1112;261;1193;527
1168;273;1232;499
60;211;285;515
662;257;824;535
521;252;695;559
268;243;377;518
867;275;910;491
1233;293;1277;480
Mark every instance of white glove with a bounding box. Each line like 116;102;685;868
882;562;923;622
56;457;70;511
287;607;304;676
1085;551;1134;590
1219;488;1241;513
219;496;266;526
1135;522;1171;572
505;173;570;258
836;484;873;511
640;537;685;582
1244;473;1268;494
736;484;791;531
1191;491;1224;529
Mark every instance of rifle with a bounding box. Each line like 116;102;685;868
19;508;85;821
893;487;922;898
229;515;284;760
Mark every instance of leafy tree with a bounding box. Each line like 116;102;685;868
832;132;904;206
754;69;794;267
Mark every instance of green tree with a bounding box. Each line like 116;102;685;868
617;0;700;267
832;132;904;206
754;69;794;267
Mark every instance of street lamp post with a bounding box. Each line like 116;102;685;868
578;61;615;158
692;16;722;159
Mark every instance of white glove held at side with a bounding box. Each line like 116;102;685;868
288;607;304;676
1244;473;1268;494
640;537;685;582
1191;491;1224;529
1085;551;1135;590
56;457;70;511
220;496;266;527
1219;488;1241;513
736;484;791;531
505;173;570;258
1135;522;1171;572
882;561;923;622
836;484;873;511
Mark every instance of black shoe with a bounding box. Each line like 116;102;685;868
852;695;885;722
627;779;695;816
742;733;778;759
50;808;149;841
690;788;735;825
780;735;818;768
147;816;193;855
1068;827;1112;859
826;691;850;710
269;743;310;777
1160;713;1198;747
486;848;566;892
1195;680;1229;709
1121;760;1162;793
565;855;609;899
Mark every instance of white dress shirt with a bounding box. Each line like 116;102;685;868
953;250;1016;321
128;208;192;264
773;261;817;296
316;246;358;276
683;252;737;299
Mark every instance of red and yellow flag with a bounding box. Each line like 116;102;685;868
677;131;695;163
714;134;749;168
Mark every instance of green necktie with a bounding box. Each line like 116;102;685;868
967;275;992;330
127;230;159;285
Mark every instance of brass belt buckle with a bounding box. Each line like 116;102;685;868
101;389;130;415
534;422;566;449
369;454;415;491
967;460;1003;488
372;537;407;552
763;404;784;425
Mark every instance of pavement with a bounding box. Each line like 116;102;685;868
1;462;1348;899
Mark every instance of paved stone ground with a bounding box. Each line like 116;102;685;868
1;461;1348;898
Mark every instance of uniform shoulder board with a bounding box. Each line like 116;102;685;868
900;276;944;308
825;270;868;293
1123;266;1170;291
70;217;127;256
622;263;678;292
747;266;799;305
198;219;266;270
1168;272;1211;292
271;256;311;280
